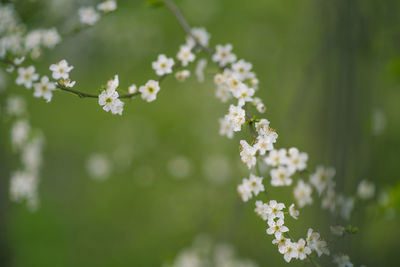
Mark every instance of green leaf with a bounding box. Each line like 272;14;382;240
145;0;165;8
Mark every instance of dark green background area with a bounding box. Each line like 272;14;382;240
1;0;400;266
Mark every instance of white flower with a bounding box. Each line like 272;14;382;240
252;97;266;113
248;173;265;196
313;239;330;257
270;166;293;186
64;79;76;88
25;30;42;50
254;134;275;155
232;84;254;107
272;236;289;254
295;239;311;260
255;119;270;135
264;149;287;167
212;44;237;67
266;218;289;239
309;166;335;195
215;84;231;102
228;104;246;132
97;0;117;12
321;185;336;212
237;179;252;202
86;153;112;180
357;180;375;200
21;137;43;173
239;140;257;169
337;195;354;220
106;74;119;91
98;89;119;113
6;96;26;116
139;80;160;102
289;204;299;220
49;59;73;80
42;28;61;48
283;241;298;263
232;59;253;80
152;54;174;76
266;200;285;220
98;76;124;115
79;7;100;26
175;70;190;82
33;76;56;102
305;228;330;257
9;171;37;203
177;45;195;66
293;180;313;207
285;147;308;172
186;27;210;48
330;225;345;236
255;201;269;221
128;84;137;94
219;115;234;139
16;66;39;89
11;119;30;149
333;254;353;267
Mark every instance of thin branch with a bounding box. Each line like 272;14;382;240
161;0;214;57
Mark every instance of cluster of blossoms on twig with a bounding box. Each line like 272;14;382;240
0;1;117;209
0;1;382;266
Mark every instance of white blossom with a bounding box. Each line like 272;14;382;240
139;80;160;102
270;166;293;186
152;54;174;76
232;59;253;80
212;44;236;67
285;147;308;172
310;166;335;195
357;180;375;200
16;66;38;89
33;76;56;102
186;27;210;48
266;218;289;239
239;140;256;169
98;75;124;115
97;0;117;13
266;200;285;221
289;203;299;220
333;254;353;267
175;70;190;82
177;45;195;66
79;7;100;26
49;59;73;80
42;28;61;48
128;84;137;94
264;149;287;167
295;239;311;260
330;225;345;236
228;104;246;132
293;180;313;207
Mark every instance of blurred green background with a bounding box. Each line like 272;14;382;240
1;0;400;266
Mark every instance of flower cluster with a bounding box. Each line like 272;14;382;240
98;75;124;115
5;96;44;211
79;0;117;26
